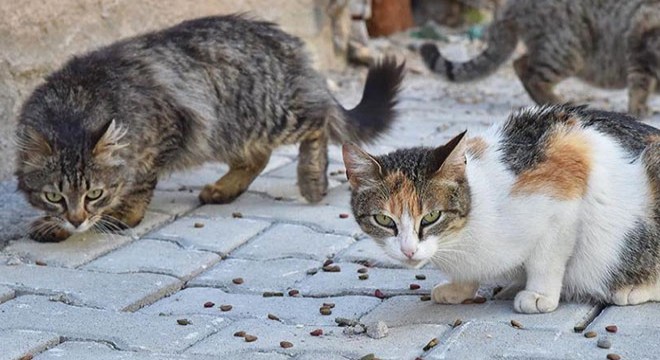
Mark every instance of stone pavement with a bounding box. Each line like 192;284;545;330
2;38;660;360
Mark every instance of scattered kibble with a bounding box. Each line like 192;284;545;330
273;292;284;297
193;222;204;228
359;274;369;280
231;212;243;218
357;268;368;274
323;265;341;272
232;277;244;285
374;289;385;299
234;331;246;337
510;320;523;329
320;307;332;316
584;331;597;338
220;304;233;312
35;260;47;266
473;296;487;304
244;334;258;343
420;295;431;301
605;325;618;333
409;283;421;290
606;354;621;360
203;301;215;308
453;319;463;328
280;341;294;349
339;213;350;219
310;328;323;336
597;337;612;349
415;274;426;280
176;318;191;326
423;337;439;351
323;259;334;267
268;313;281;321
288;289;300;297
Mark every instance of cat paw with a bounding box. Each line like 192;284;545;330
611;284;659;305
28;218;71;243
432;282;478;304
298;175;328;203
629;103;650;119
199;184;242;204
513;290;559;314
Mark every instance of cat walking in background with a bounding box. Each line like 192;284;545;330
15;15;404;242
420;0;660;118
344;105;660;313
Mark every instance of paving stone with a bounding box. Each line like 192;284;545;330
189;258;319;294
0;264;181;311
141;287;380;326
0;285;15;305
0;295;226;352
186;319;450;359
148;190;201;216
0;329;61;360
83;239;221;280
247;176;342;201
335;239;405;268
35;341;239;360
361;296;598;332
0;180;41;249
296;262;449;297
231;224;355;261
127;211;173;239
147;216;270;255
192;194;361;237
2;233;134;268
294;354;350;360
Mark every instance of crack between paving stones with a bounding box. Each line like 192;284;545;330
573;303;607;332
60;337;121;351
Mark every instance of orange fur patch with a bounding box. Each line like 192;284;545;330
467;137;488;159
384;172;422;220
511;128;592;200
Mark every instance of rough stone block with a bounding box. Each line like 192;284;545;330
0;329;60;360
336;239;404;268
148;190;201;216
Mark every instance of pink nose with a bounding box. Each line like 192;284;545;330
402;248;416;259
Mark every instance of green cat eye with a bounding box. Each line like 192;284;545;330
374;213;395;228
86;189;104;200
421;210;441;226
44;192;62;203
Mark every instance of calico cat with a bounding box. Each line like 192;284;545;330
14;15;404;242
419;0;660;118
343;104;660;313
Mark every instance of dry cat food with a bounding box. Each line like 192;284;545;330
323;259;334;267
18;354;33;360
423;337;439;351
232;277;244;285
339;213;350;219
203;301;215;308
176;318;191;326
310;329;323;336
510;320;523;329
244;334;258;343
415;274;426;280
280;341;294;349
220;304;233;312
267;313;281;321
193;222;204;228
597;337;612;349
320;307;332;316
263;291;285;297
234;331;246;337
357;267;368;274
288;289;300;297
605;325;618;333
323;265;341;272
584;331;597;338
360;354;376;360
231;212;243;218
606;354;621;360
35;260;47;266
409;284;421;290
374;289;385;299
359;274;369;280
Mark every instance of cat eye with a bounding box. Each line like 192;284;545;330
86;189;104;200
44;192;63;203
373;213;396;228
421;210;441;226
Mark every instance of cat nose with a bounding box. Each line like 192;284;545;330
68;214;85;228
402;248;416;259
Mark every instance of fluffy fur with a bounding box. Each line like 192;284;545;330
419;0;660;118
344;104;660;313
14;14;404;242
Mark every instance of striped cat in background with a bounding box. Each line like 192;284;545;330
14;15;404;242
420;0;660;118
344;105;660;313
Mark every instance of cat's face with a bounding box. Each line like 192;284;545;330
343;132;471;268
15;120;129;234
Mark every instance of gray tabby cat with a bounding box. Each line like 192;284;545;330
14;15;404;242
344;105;660;313
420;0;660;118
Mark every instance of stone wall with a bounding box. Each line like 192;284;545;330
0;0;349;180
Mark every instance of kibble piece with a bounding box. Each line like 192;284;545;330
584;331;597;338
415;274;426;280
606;354;621;360
203;301;215;308
193;222;204;228
288;289;300;297
374;289;385;299
19;354;33;360
234;331;246;337
232;277;244;285
423;337;439;351
320;307;332;316
272;292;284;297
310;328;323;336
323;259;334;267
360;354;376;360
597;337;612;349
357;267;368;274
510;320;523;329
232;212;243;218
358;274;369;280
453;319;463;328
322;265;341;272
268;313;281;321
339;213;350;219
280;341;294;349
262;291;274;297
220;304;233;312
176;318;191;326
605;325;618;333
409;284;421;290
35;260;47;266
473;296;487;304
420;295;431;301
244;334;258;343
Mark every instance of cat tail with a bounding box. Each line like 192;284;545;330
327;56;405;144
419;19;517;82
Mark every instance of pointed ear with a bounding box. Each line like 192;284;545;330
93;119;128;161
342;142;383;189
429;130;468;176
15;127;53;172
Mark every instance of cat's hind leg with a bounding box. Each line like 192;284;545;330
513;50;581;105
432;281;479;304
199;150;271;204
626;29;660;118
297;130;329;203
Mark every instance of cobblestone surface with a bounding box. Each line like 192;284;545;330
2;31;660;359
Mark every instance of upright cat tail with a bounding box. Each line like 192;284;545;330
328;56;405;144
419;19;517;82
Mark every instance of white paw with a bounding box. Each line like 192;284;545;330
432;282;477;304
513;290;559;314
612;284;656;306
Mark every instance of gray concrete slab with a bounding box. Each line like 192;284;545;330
0;329;61;360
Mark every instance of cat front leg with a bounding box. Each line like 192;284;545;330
432;281;479;304
199;150;271;204
297;130;329;203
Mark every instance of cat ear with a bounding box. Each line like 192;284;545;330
93;119;128;162
342;143;383;189
15;127;53;172
430;130;468;176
